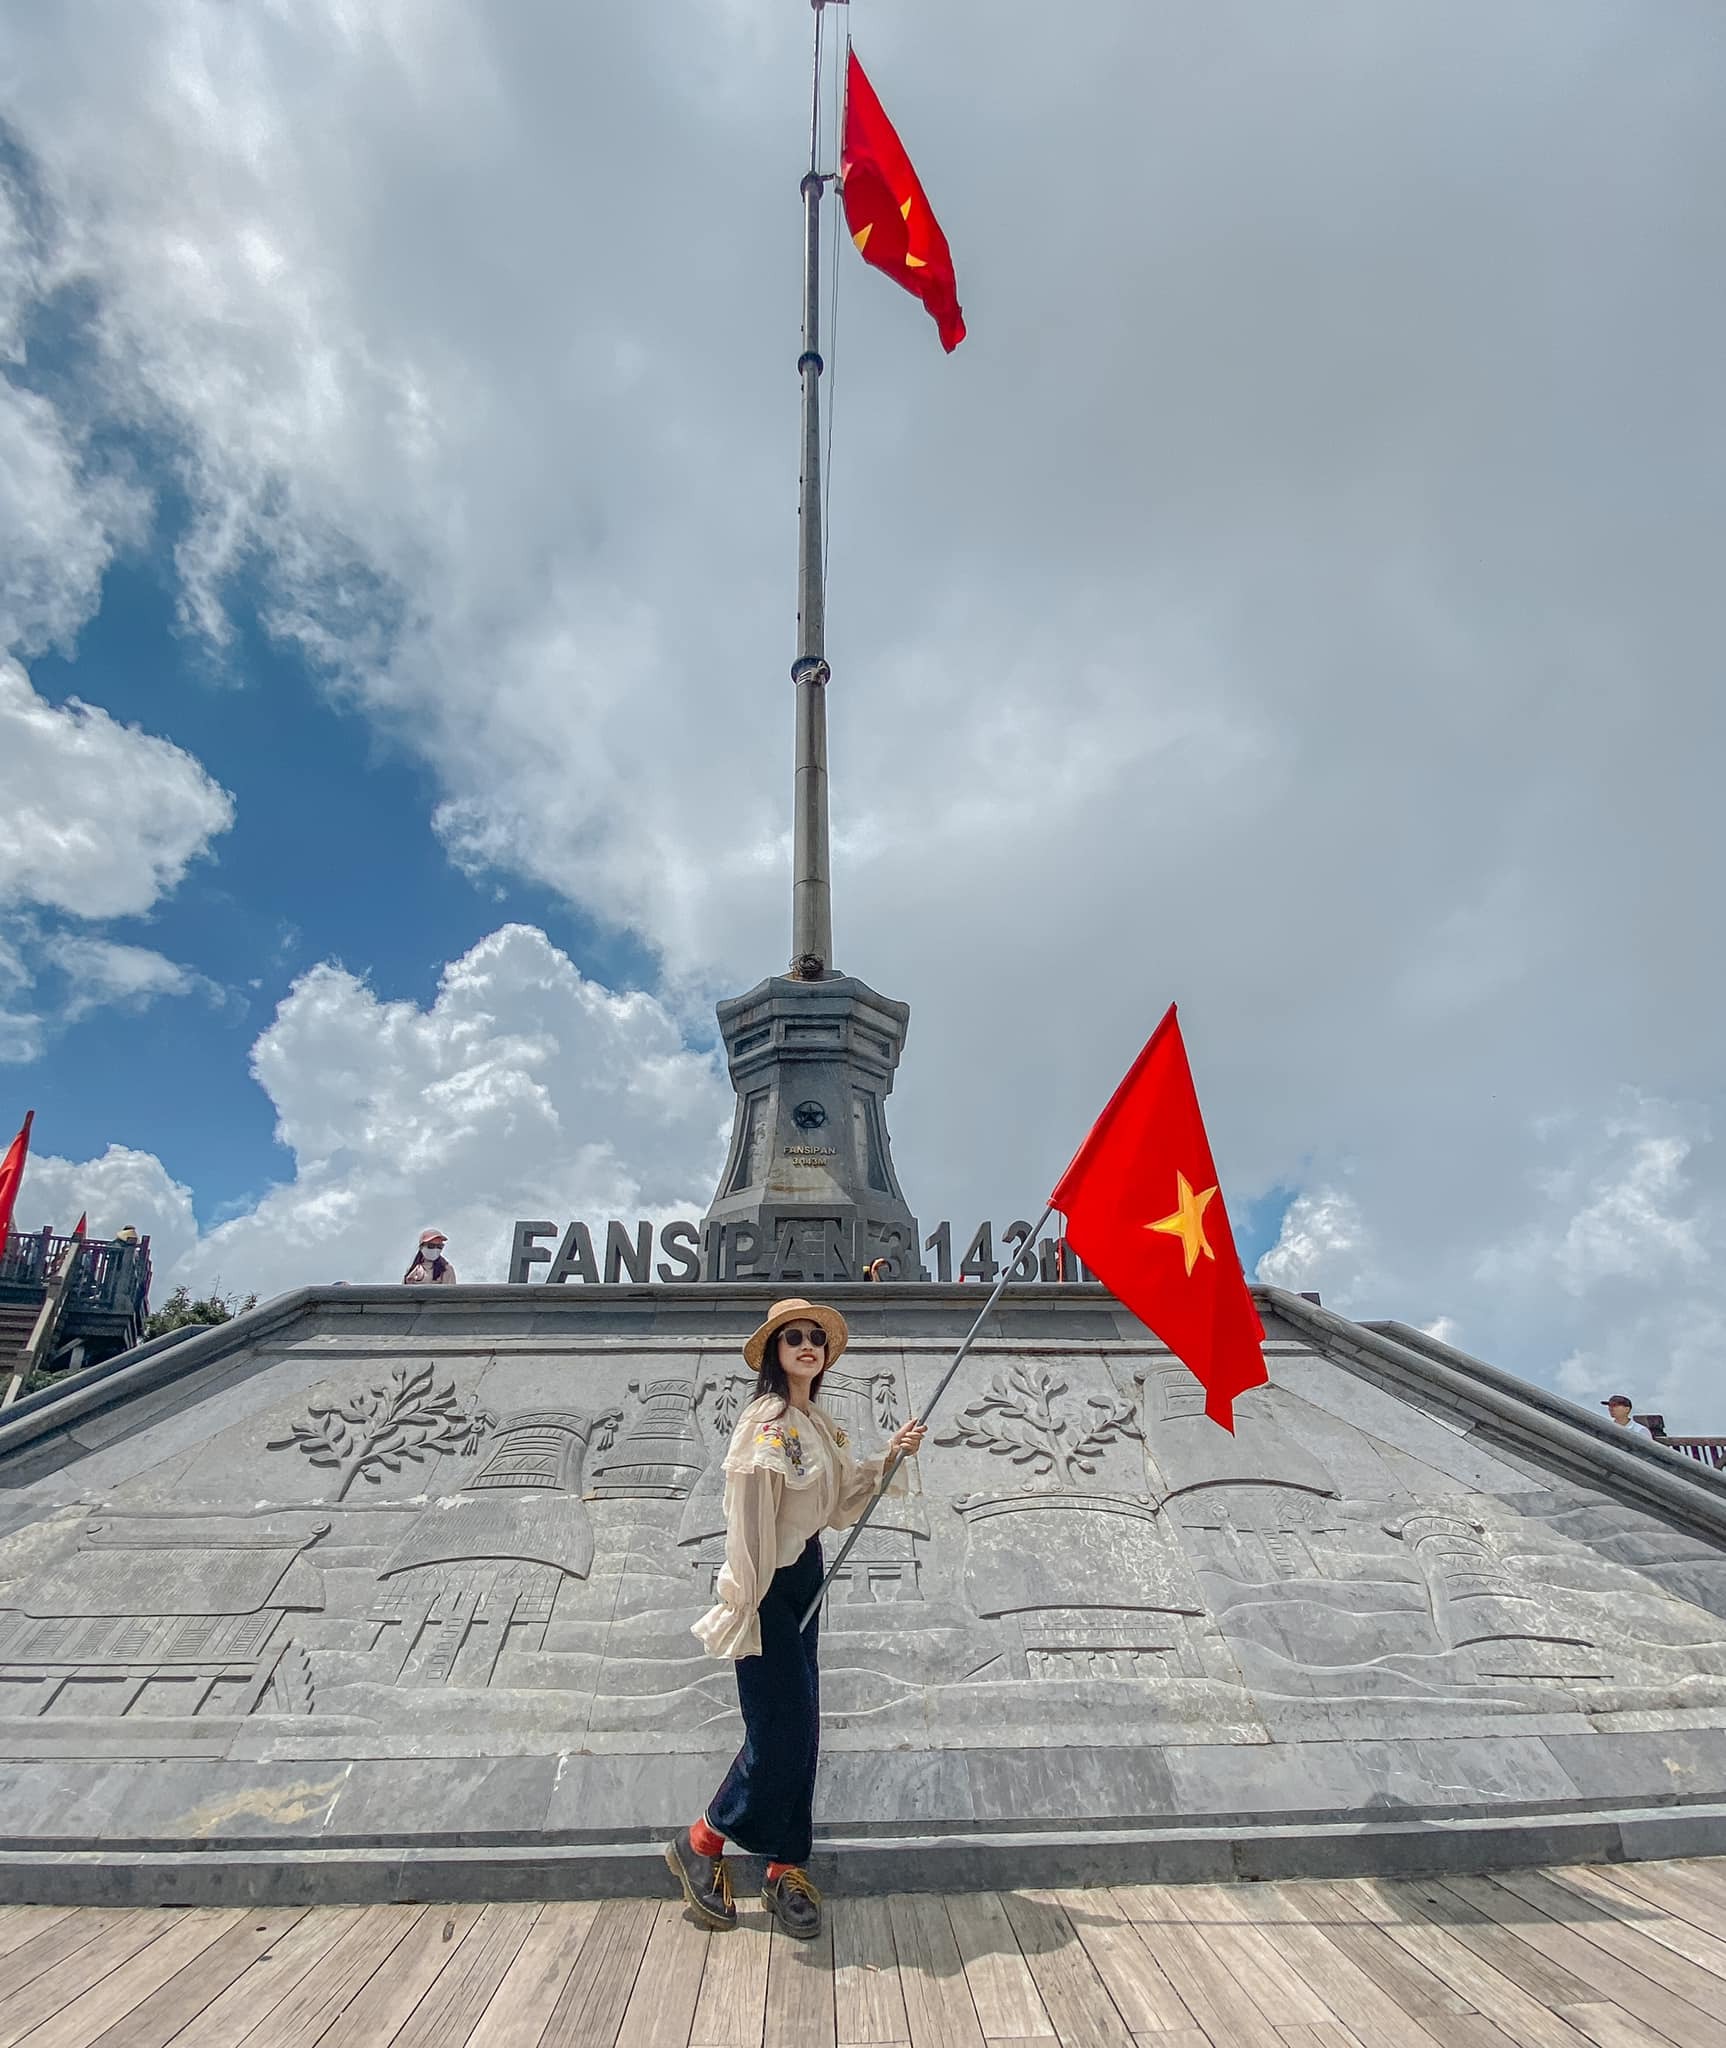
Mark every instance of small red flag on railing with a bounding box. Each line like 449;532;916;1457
1052;1007;1267;1431
0;1111;32;1245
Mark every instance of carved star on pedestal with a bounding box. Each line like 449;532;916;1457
1147;1171;1218;1277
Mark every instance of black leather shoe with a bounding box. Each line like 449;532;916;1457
665;1829;737;1929
762;1867;823;1940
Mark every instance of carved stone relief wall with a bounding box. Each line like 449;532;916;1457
3;1333;1726;1764
0;1513;327;1722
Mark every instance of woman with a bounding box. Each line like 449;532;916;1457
666;1296;926;1940
402;1230;456;1285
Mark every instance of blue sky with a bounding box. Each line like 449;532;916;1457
10;518;1298;1266
1;2;1723;1422
18;549;659;1230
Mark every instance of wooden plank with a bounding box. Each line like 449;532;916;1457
166;1906;364;2048
374;1904;540;2048
831;1897;907;2048
1480;1870;1725;2048
1665;1859;1726;1914
1414;2022;1525;2048
1553;2004;1688;2048
1168;1885;1337;2027
692;1900;773;2048
1284;1883;1474;2019
1414;1881;1601;2010
85;1907;306;2048
0;1908;139;2007
1129;2033;1213;2048
886;1894;985;2048
231;1904;425;2048
616;1899;714;2048
466;1901;600;2048
1277;2028;1366;2048
1330;1878;1601;2048
1322;1913;1476;2018
1206;1882;1453;2048
1109;1887;1283;2048
1046;1890;1191;2036
1592;1859;1726;1949
996;1892;1135;2048
540;1897;659;2048
764;1915;836;2048
316;1902;484;2048
13;1909;239;2048
0;1912;170;2048
947;1893;1054;2041
1541;1864;1726;1983
0;1911;72;1964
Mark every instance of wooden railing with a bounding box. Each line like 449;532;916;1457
0;1230;152;1322
1653;1437;1726;1472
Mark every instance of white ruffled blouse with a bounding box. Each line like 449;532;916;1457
691;1395;910;1660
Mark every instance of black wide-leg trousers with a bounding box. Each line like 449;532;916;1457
707;1536;822;1866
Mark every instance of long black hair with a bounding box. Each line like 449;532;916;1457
752;1324;828;1414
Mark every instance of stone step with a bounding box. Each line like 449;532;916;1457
3;1801;1725;1907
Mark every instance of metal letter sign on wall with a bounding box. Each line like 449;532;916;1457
507;1219;1095;1287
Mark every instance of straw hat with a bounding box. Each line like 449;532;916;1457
743;1297;849;1372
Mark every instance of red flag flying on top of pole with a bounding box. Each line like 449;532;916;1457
1051;1007;1268;1432
0;1111;32;1245
841;50;965;351
71;1213;87;1239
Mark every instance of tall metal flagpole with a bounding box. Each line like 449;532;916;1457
791;0;834;978
801;1203;1056;1629
788;3;1048;1628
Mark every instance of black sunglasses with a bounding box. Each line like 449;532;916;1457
778;1324;828;1349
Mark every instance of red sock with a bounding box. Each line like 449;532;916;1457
766;1861;796;1883
689;1816;724;1858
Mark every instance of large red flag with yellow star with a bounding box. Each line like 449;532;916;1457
1052;1006;1267;1431
841;50;965;352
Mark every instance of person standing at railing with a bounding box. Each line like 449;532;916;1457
1601;1393;1653;1436
402;1229;456;1284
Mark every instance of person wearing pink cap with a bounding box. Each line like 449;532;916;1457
402;1230;456;1284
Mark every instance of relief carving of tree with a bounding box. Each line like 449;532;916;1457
271;1363;496;1500
935;1363;1140;1481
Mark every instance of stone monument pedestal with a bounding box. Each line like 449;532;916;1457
704;973;921;1281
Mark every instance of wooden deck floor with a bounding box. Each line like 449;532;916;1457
2;1859;1725;2047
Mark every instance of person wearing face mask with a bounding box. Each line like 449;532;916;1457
665;1296;927;1941
402;1230;456;1284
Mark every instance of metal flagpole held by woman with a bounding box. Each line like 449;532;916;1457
800;1200;1056;1629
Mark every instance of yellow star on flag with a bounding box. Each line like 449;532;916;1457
1147;1171;1218;1277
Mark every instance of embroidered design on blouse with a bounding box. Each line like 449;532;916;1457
831;1425;849;1449
755;1419;805;1475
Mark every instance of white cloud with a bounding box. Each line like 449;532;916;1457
19;923;731;1302
44;935;223;1020
13;1144;198;1269
0;172;150;657
1;4;1723;1432
0;933;40;1062
0;658;235;920
1258;1093;1726;1429
1256;1188;1375;1315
